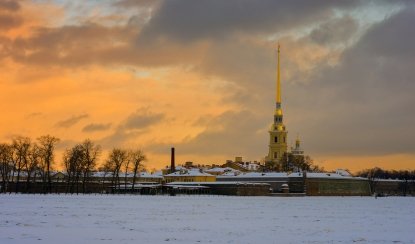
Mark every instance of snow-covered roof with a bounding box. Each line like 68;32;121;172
91;171;163;178
306;172;367;180
221;171;242;176
205;167;236;173
138;172;163;179
287;172;304;177
166;181;270;186
152;170;163;176
218;172;288;178
335;169;351;177
165;169;214;177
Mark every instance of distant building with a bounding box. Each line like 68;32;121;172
291;136;304;157
205;167;238;176
223;157;262;172
164;168;216;183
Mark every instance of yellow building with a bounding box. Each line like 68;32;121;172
164;169;216;183
266;44;288;163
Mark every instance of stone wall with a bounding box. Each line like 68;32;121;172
306;178;371;196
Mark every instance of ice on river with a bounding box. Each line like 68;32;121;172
0;194;414;244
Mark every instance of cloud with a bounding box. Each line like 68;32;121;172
25;112;43;119
3;23;206;68
0;0;20;12
143;4;415;163
309;15;358;45
149;110;269;159
137;0;360;43
82;123;112;132
123;108;164;129
114;0;161;9
55;114;89;128
285;7;415;156
98;108;164;148
0;13;23;30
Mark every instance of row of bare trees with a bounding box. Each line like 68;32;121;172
63;139;101;194
0;135;59;193
63;142;146;194
0;135;147;194
101;148;146;192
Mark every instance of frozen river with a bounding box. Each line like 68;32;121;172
0;194;414;243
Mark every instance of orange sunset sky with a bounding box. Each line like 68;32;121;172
0;0;414;172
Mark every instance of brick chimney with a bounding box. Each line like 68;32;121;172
171;147;175;173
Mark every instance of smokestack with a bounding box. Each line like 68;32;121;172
171;147;175;173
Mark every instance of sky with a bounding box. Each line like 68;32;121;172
0;0;414;172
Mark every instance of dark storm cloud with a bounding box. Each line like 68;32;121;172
55;114;89;128
287;7;415;156
147;5;415;159
138;0;359;43
3;23;203;68
82;123;112;132
0;0;20;12
114;0;160;9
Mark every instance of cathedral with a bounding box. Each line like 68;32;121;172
265;45;303;166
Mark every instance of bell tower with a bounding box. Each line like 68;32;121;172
267;44;288;163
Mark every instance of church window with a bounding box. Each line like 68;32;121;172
274;152;278;159
274;136;278;143
283;137;286;143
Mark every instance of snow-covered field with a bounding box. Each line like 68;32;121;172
0;195;414;244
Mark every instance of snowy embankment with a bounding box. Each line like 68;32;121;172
0;195;414;244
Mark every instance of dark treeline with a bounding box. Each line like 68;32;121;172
0;135;146;194
356;167;415;180
356;167;415;196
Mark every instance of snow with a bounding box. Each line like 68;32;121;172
165;169;213;177
204;167;236;173
0;194;414;244
306;172;368;180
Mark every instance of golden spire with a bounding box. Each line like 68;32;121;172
276;43;281;104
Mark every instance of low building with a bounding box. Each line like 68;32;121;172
217;172;289;192
164;169;216;183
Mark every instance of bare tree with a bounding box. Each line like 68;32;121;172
0;143;13;193
11;137;31;193
63;144;84;194
123;155;131;192
106;148;128;193
129;149;146;191
25;143;41;193
38;135;60;193
80;139;101;193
